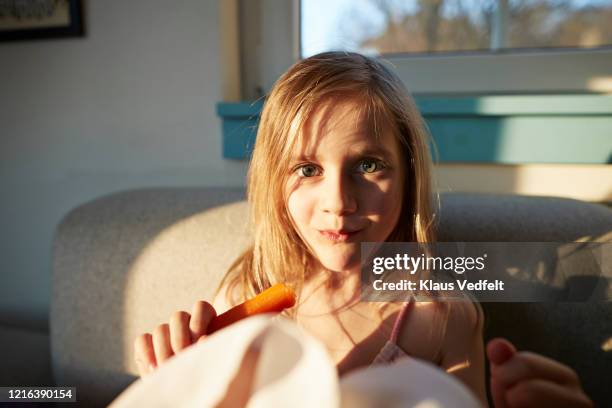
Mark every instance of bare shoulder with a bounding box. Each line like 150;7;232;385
445;300;484;337
441;300;487;406
395;299;484;363
397;299;487;405
395;300;447;363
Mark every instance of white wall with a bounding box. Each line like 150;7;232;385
239;0;297;99
0;0;248;330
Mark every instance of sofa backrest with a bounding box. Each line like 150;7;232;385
50;188;612;407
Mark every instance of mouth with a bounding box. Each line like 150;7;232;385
318;229;362;242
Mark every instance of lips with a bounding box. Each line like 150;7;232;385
318;229;362;242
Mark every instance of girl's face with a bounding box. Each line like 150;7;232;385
285;98;405;274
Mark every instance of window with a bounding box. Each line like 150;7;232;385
300;0;612;58
242;0;612;97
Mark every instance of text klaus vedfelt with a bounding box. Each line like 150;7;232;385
370;253;505;292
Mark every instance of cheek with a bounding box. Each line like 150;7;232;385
286;188;314;230
359;178;403;218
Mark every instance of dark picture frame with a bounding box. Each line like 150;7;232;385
0;0;84;42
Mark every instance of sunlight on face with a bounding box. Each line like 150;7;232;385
285;98;405;274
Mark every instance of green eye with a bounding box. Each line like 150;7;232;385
359;159;384;173
297;164;319;177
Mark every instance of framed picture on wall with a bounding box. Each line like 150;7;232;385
0;0;84;42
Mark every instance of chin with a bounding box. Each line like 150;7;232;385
318;251;360;273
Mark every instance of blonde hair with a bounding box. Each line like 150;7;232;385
214;51;437;319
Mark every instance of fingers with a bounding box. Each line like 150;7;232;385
133;301;217;378
169;311;192;353
487;337;516;365
152;323;173;365
506;379;593;408
134;333;156;377
491;350;581;389
190;300;217;343
490;376;509;408
486;338;592;408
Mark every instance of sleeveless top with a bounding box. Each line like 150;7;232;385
370;295;415;365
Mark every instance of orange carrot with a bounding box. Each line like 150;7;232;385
206;283;296;334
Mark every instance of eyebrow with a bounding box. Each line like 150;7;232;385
293;145;393;161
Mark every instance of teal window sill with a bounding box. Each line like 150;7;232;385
217;94;612;164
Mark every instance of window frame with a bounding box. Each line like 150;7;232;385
293;0;612;94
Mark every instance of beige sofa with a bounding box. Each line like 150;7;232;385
46;188;611;407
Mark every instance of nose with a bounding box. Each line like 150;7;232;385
319;169;357;215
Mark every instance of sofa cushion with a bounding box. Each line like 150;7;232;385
51;188;248;407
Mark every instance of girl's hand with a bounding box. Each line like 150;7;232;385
133;301;217;377
486;337;593;408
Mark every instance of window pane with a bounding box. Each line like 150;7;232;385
507;0;612;49
300;0;612;58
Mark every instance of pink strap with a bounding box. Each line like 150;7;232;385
389;295;415;344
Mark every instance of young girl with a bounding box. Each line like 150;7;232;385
134;51;592;408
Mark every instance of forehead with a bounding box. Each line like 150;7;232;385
294;97;397;157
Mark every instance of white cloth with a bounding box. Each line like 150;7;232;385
110;314;481;408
